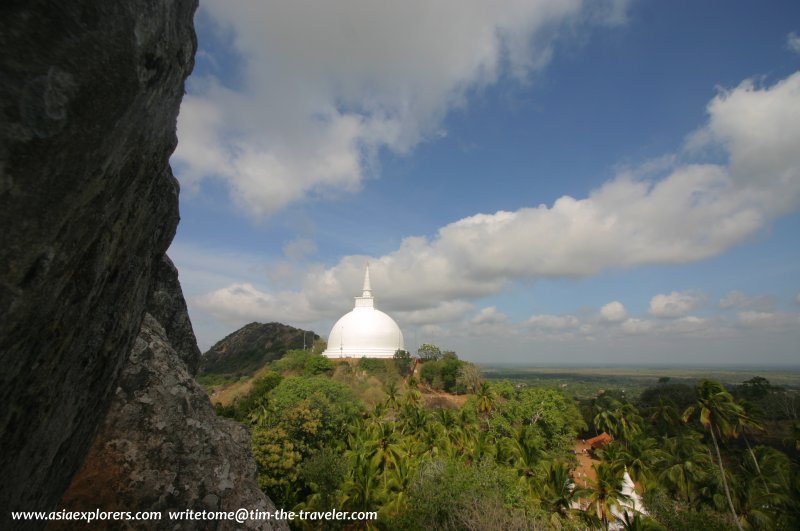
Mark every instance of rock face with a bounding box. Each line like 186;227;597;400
0;0;199;521
149;256;203;376
201;322;320;376
59;257;287;531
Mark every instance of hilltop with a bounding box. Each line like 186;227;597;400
199;322;319;377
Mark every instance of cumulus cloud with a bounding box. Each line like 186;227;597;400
283;238;317;262
173;0;631;217
394;301;474;326
526;314;580;329
281;73;800;310
185;67;800;330
599;301;628;322
621;318;656;335
719;290;775;311
649;290;705;317
737;311;799;328
471;306;508;325
667;315;709;334
788;32;800;54
195;282;323;325
691;74;800;206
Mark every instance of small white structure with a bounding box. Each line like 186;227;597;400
322;265;405;359
609;467;648;529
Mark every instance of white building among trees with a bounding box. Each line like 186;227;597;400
322;265;405;359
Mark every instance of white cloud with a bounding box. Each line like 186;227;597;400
788;32;800;54
195;282;323;325
737;311;799;328
182;70;800;340
599;301;628;322
718;290;775;311
190;70;800;325
621;318;656;335
649;290;705;317
460;306;514;338
283;238;317;262
527;314;580;329
667;315;709;334
173;0;630;217
471;306;508;325
394;301;474;326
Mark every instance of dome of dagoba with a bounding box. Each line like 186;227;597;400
322;265;404;359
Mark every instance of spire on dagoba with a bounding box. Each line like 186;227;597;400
362;263;372;298
354;264;374;308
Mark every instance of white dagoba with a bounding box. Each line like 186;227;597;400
609;467;648;529
322;265;405;359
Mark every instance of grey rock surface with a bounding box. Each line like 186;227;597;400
149;255;202;376
59;258;287;530
0;0;196;523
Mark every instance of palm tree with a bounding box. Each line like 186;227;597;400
457;406;476;431
593;397;623;437
418;421;447;458
398;402;427;435
588;462;630;529
404;387;421;406
731;399;767;491
619;511;665;530
382;454;417;517
617;403;644;443
541;461;589;518
467;429;497;463
597;442;627;475
732;445;793;529
384;381;401;411
435;407;457;431
648;399;683;436
593;396;642;443
656;434;710;506
682;379;745;531
477;382;495;414
341;450;383;513
247;403;271;426
620;436;667;488
371;401;386;418
363;420;401;484
507;425;543;484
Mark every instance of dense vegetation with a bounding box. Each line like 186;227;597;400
198;322;319;377
213;348;800;530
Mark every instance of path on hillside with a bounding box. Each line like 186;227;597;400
573;439;598;488
405;358;420;384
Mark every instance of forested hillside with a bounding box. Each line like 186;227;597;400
200;322;319;377
209;346;800;530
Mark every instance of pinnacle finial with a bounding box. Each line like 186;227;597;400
362;263;372;297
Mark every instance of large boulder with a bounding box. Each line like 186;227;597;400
0;0;197;522
59;257;287;530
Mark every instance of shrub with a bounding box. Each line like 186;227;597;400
420;361;441;386
393;349;412;375
390;458;532;530
417;343;443;361
226;371;283;422
357;357;390;376
304;355;334;376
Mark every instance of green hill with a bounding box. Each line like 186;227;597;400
199;322;319;376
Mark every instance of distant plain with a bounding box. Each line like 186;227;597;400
481;365;800;399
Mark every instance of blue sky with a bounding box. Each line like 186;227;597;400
170;0;800;365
